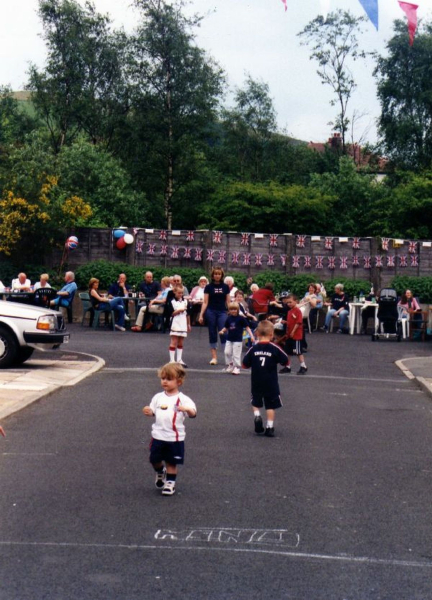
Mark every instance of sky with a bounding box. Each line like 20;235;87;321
2;0;432;144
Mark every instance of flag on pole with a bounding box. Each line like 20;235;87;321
358;0;379;30
398;2;419;46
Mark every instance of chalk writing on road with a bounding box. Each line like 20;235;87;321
154;528;300;548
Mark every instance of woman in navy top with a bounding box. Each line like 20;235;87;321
198;267;231;365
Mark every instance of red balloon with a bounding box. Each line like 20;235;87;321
116;237;127;250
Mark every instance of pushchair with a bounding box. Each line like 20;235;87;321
371;288;402;342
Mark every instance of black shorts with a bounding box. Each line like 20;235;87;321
284;338;302;356
251;394;282;410
149;439;185;465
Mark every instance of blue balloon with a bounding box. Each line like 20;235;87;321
113;229;126;239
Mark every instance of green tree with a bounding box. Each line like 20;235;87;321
375;19;432;169
298;10;368;153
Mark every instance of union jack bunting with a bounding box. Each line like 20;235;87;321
241;233;250;246
243;252;251;266
186;230;195;242
133;227;140;236
148;243;156;255
218;250;226;263
324;237;333;250
399;254;408;267
411;254;419;267
296;235;306;248
315;255;324;269
387;255;395;267
328;256;336;269
160;244;168;256
381;238;390;251
339;256;348;269
194;248;203;262
183;247;192;259
159;230;167;241
231;251;240;264
352;237;360;249
408;241;417;254
171;246;180;259
280;254;287;267
375;255;383;268
304;255;312;268
267;254;275;266
363;255;371;269
292;255;300;269
269;234;279;247
206;249;215;262
213;231;223;244
352;255;359;267
135;240;144;254
255;254;263;266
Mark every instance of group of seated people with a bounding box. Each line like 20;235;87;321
0;271;77;313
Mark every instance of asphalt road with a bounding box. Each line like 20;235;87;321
1;325;432;599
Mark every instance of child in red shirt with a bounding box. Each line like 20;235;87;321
285;295;308;375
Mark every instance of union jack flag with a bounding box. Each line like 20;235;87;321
241;233;250;246
291;255;299;268
133;227;140;236
206;249;215;262
381;238;390;251
408;241;417;254
194;248;203;262
135;240;144;254
159;230;167;241
280;254;287;266
304;255;312;268
387;255;395;267
218;250;226;263
183;247;192;259
269;234;279;247
243;253;251;266
352;237;360;249
375;255;383;268
148;243;156;255
232;252;240;264
160;244;167;256
315;255;324;269
213;231;223;244
186;230;195;242
328;256;336;269
340;256;348;269
255;254;263;266
296;235;306;248
399;254;408;267
352;255;359;267
411;254;419;267
363;255;371;269
325;237;333;250
267;254;275;266
171;246;180;259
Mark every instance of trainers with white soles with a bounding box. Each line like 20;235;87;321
232;367;240;375
162;480;176;496
155;468;166;489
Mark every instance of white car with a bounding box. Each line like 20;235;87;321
0;300;70;368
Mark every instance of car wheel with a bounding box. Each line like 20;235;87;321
15;347;35;365
0;327;19;368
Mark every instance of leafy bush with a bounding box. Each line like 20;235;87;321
391;276;432;303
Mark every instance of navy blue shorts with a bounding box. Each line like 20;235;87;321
251;394;282;410
149;438;185;465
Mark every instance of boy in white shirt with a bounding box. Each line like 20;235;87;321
143;363;197;496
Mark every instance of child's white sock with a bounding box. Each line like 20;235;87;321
254;410;261;417
267;420;274;428
300;361;307;368
177;348;183;362
169;347;176;362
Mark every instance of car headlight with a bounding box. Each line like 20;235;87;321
37;315;56;331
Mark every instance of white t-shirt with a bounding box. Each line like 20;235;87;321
11;278;31;290
149;391;196;442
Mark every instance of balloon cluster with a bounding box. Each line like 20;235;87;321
66;235;79;250
113;229;134;250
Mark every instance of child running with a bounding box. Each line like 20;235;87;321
242;320;289;437
219;302;255;375
285;294;308;375
168;285;191;368
143;363;197;496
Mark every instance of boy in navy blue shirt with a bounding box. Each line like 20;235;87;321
219;302;255;375
242;320;289;437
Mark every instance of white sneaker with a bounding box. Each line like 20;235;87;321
115;324;126;331
224;364;233;373
155;467;166;489
161;480;176;496
232;367;241;375
124;315;130;322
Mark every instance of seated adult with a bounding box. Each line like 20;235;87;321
50;271;77;309
309;283;324;330
398;289;422;331
88;277;126;331
138;271;161;301
299;284;319;350
34;273;51;290
132;276;171;332
250;282;276;318
224;276;238;302
108;273;131;320
323;283;350;333
189;276;208;325
11;272;32;292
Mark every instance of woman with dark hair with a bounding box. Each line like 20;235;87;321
198;267;231;365
88;278;126;331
